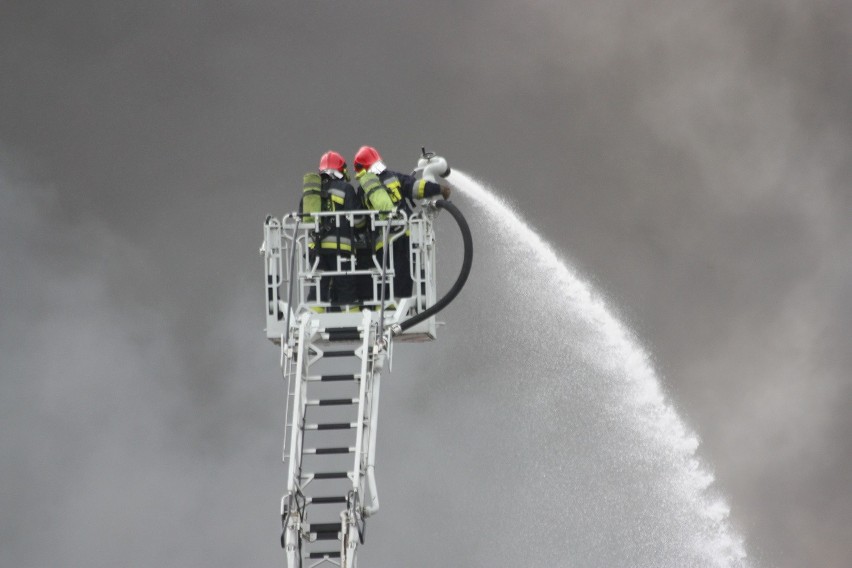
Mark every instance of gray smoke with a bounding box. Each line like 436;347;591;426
2;1;850;567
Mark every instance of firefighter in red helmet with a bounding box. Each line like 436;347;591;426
352;146;451;299
299;151;359;311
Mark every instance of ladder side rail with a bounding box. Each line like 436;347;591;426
352;310;375;494
280;337;295;467
279;288;303;469
363;340;385;518
283;314;317;568
338;309;374;568
356;311;388;518
286;313;313;494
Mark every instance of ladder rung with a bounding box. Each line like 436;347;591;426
307;374;357;382
305;447;354;455
312;531;340;540
309;551;341;559
304;423;357;431
325;327;362;341
306;398;358;406
310;471;351;480
308;496;347;504
311;523;342;532
321;350;358;358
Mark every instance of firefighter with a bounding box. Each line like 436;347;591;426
349;162;392;304
352;146;451;299
300;151;359;311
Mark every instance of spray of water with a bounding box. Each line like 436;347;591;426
438;170;751;567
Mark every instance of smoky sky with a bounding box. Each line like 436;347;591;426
2;1;851;567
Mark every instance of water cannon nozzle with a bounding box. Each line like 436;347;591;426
414;148;450;182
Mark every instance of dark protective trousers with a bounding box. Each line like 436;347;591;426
391;235;413;299
308;251;357;307
352;236;413;304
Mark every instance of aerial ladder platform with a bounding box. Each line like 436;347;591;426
261;151;472;568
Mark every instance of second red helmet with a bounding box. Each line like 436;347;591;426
353;146;382;171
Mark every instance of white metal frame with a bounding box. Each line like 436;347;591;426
263;207;440;345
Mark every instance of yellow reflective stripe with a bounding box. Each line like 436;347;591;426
311;241;354;252
319;242;353;252
330;194;345;205
309;240;354;251
318;235;353;252
415;179;427;199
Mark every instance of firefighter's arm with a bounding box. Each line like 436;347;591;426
401;173;447;200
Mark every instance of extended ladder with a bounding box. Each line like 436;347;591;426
264;208;438;568
279;310;386;567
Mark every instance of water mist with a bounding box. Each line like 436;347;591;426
378;171;752;568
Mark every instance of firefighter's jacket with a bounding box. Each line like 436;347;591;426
355;171;395;214
354;171;394;252
300;172;358;254
355;170;444;251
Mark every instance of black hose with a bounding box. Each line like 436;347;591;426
394;199;473;334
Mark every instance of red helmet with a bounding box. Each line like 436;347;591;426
353;146;382;172
319;151;347;174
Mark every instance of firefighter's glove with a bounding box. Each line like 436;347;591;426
440;185;452;199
